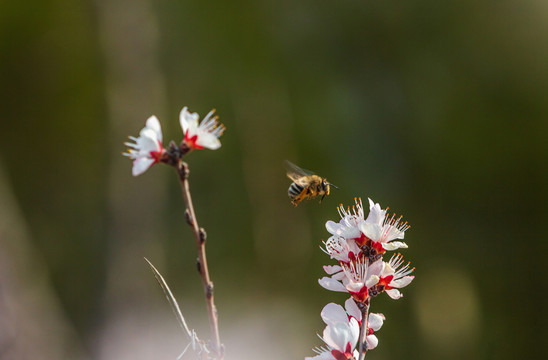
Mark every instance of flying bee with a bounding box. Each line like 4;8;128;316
285;160;338;206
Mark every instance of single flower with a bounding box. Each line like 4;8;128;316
325;198;366;240
321;236;361;263
306;303;360;360
343;298;385;351
319;258;383;303
123;116;164;176
180;107;225;150
364;313;385;350
359;199;409;252
376;253;415;299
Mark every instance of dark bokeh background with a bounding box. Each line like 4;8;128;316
1;0;547;359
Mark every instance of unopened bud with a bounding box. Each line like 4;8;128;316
199;227;207;243
184;209;193;225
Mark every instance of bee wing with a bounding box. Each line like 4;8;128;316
285;160;315;181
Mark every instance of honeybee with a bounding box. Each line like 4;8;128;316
285;160;338;206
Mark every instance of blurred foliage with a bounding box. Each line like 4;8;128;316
1;0;547;359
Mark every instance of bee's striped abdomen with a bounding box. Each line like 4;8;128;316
288;182;304;197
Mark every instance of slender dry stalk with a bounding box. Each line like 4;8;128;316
177;160;223;359
357;300;370;360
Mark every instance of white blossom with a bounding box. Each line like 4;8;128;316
123;116;164;176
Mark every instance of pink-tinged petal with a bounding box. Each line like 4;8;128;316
359;222;381;242
365;275;380;288
323;265;342;275
332;272;346;281
196;132;221;149
319;277;348;293
366;334;379;350
385;289;403;299
344;298;361;321
145;115;162;142
368;259;384;276
382;241;408;251
368;313;385;331
321;303;348;325
132;157;155;176
391;275;414;288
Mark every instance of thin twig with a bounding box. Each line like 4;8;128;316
177;160;223;359
357;300;370;360
144;258;193;339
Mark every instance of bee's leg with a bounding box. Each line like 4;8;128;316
320;193;326;203
293;192;306;206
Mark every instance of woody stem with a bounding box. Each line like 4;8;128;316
357;299;370;360
177;160;222;359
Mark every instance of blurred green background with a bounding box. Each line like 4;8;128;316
1;0;547;359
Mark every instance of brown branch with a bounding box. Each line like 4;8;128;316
357;299;370;360
177;161;223;359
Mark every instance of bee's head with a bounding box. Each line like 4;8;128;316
326;180;339;194
321;179;331;194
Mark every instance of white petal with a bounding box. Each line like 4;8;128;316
305;352;334;360
323;265;342;275
365;198;385;226
391;275;414;288
385;289;403;299
325;220;342;235
348;317;360;348
368;313;385;331
380;263;395;278
138;129;161;152
359;222;381;242
319;277;348;293
344;298;361;321
145;115;162;142
321;303;348;325
345;281;366;294
132;157;155;176
382;241;408;251
332;272;347;281
323;323;351;352
196;132;221;149
339;227;362;239
366;334;378;350
365;275;379;288
179;107;199;134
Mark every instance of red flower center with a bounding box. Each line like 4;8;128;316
331;342;354;360
149;142;164;162
184;132;204;150
350;286;369;303
378;275;394;289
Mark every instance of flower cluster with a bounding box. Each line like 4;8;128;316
307;198;414;359
123;106;225;176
